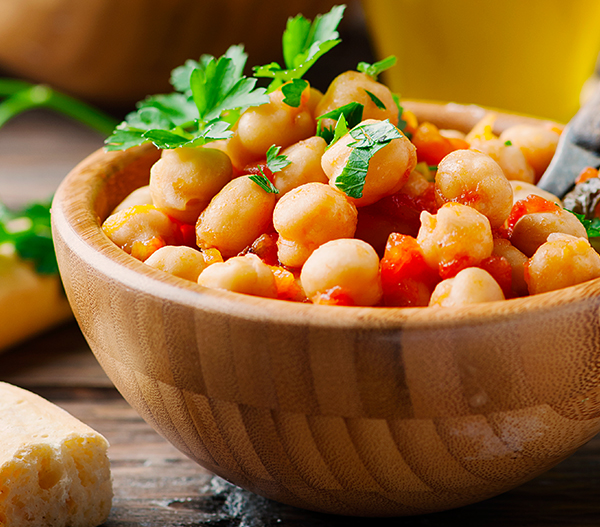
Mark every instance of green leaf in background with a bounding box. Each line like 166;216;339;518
0;79;118;134
0;201;57;274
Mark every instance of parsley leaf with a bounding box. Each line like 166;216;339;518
0;200;57;274
105;45;269;151
316;101;364;143
391;93;410;137
248;145;290;194
265;145;291;173
253;5;345;92
364;90;386;110
357;56;397;80
249;172;279;194
334;120;403;198
567;210;600;238
281;79;309;107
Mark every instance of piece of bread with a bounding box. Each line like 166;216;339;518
0;382;112;527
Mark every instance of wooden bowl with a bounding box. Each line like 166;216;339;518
51;102;600;517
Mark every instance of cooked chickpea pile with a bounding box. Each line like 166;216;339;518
102;69;600;308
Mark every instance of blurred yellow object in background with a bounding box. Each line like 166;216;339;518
361;0;600;122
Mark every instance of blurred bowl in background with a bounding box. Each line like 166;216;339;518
0;0;338;108
360;0;600;122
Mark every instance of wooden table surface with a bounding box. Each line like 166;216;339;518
2;112;600;527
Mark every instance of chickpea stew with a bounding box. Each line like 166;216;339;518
101;5;600;308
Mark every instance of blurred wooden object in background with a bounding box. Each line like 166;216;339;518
0;0;340;108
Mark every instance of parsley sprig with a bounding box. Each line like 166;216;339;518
567;210;600;238
253;5;346;93
105;45;270;151
0;201;57;274
334;120;403;199
248;145;291;194
357;56;397;81
316;101;364;144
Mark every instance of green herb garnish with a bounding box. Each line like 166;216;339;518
265;145;291;173
248;145;291;194
316;101;364;143
253;5;345;93
249;173;279;194
567;210;600;238
281;79;310;108
357;56;397;81
504;140;513;146
391;93;410;136
335;120;403;198
364;89;386;110
0;201;57;274
105;45;269;151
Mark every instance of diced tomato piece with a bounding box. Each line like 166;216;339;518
312;286;355;306
270;265;305;302
243;162;276;183
575;166;599;185
411;122;469;166
380;233;439;306
438;254;477;281
506;195;560;236
363;183;438;238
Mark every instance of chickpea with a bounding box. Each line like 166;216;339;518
102;204;180;261
149;147;232;224
492;238;529;297
236;84;316;159
470;138;535;184
112;185;152;214
206;132;253;174
273;182;358;268
300;238;382;306
526;233;600;295
435;149;513;229
510;207;587;257
197;254;277;298
465;113;498;143
196;176;277;259
439;129;467;141
322;119;417;207
144;245;222;282
417;202;494;278
499;124;560;181
510;180;561;207
315;71;398;127
429;267;505;307
274;136;329;195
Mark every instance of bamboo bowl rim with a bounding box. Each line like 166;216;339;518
52;100;600;332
